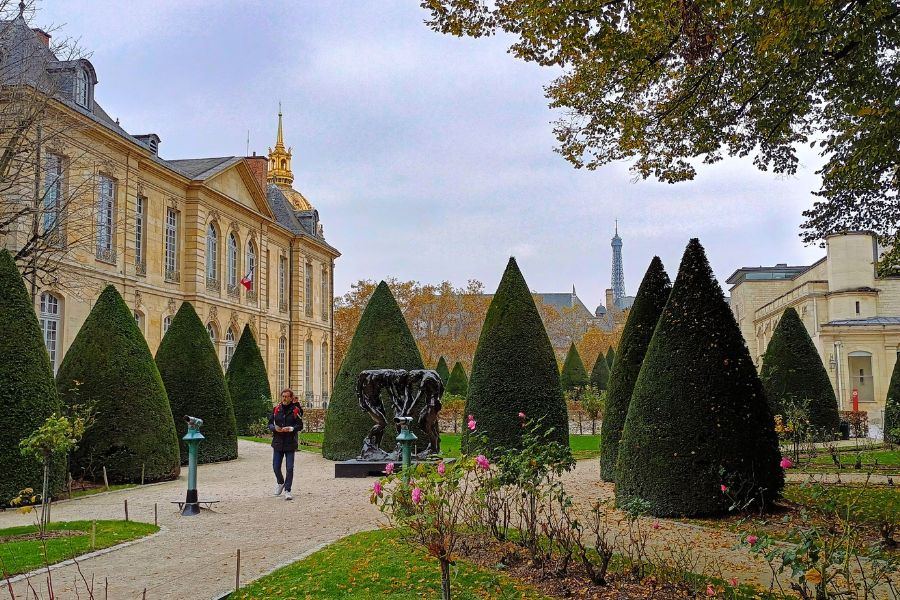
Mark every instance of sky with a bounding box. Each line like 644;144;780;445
38;0;826;311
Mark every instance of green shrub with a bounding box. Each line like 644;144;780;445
155;302;237;464
462;258;568;453
0;250;64;503
589;352;610;391
56;286;180;483
225;325;273;435
435;356;450;383
760;307;840;438
559;343;589;394
446;361;469;396
605;346;616;370
322;281;424;460
885;355;900;445
616;240;783;516
599;256;671;482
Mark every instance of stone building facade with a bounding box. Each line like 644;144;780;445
0;16;338;407
728;232;900;431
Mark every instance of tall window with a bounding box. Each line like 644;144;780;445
278;336;287;390
135;195;146;272
227;232;238;289
305;339;313;401
133;310;144;333
165;208;178;279
39;292;60;373
321;267;328;322
162;315;172;336
206;223;218;283
74;68;88;107
305;262;313;317
96;175;115;260
43;154;63;237
207;322;217;345
278;255;287;310
246;242;256;288
321;342;329;396
224;327;236;369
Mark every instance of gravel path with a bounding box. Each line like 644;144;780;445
0;440;382;600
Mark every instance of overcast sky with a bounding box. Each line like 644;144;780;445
39;0;825;310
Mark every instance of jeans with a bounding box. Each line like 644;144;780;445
273;450;295;492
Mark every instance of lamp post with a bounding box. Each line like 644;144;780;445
181;415;204;516
396;416;417;484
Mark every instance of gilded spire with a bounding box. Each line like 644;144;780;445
267;103;294;189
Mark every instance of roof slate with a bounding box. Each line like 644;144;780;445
824;317;900;327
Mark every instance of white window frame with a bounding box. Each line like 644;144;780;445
321;267;328;322
305;339;313;400
278;256;286;308
321;342;328;395
224;327;236;369
305;262;313;317
206;224;218;281
74;68;88;108
227;232;238;288
43;153;63;236
40;292;61;373
162;315;172;336
96;175;115;256
165;208;178;276
278;336;287;390
135;195;146;269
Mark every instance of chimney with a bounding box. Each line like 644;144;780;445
32;28;51;47
245;153;268;192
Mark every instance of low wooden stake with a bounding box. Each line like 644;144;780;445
105;577;108;600
91;521;96;549
235;548;241;590
154;502;158;526
102;466;109;490
124;499;129;522
141;464;145;486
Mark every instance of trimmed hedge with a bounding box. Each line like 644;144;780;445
156;302;237;464
885;356;900;444
560;343;589;393
616;240;783;516
446;361;469;396
590;352;610;391
57;286;180;483
435;356;450;384
322;281;424;460
606;346;616;370
760;307;840;438
0;250;64;503
599;256;671;482
462;258;568;453
226;325;273;435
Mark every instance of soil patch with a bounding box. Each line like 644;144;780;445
0;529;85;543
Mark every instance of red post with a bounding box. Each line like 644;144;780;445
851;388;859;412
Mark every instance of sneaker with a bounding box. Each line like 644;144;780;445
284;491;293;501
273;483;284;496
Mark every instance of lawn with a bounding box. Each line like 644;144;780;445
808;449;900;467
0;520;159;577
68;483;136;499
783;484;899;529
241;433;601;460
229;528;552;599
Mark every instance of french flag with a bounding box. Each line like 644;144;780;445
240;266;254;290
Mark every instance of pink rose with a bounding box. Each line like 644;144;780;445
720;484;728;493
780;457;793;469
651;521;660;530
518;412;526;419
706;584;715;596
475;454;490;470
467;416;477;431
746;535;758;546
373;481;382;497
384;462;395;475
729;577;738;587
437;461;446;476
412;487;422;505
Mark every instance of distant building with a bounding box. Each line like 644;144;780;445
728;231;899;432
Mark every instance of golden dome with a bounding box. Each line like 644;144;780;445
267;105;315;211
282;188;312;211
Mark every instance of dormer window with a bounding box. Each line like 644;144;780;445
74;68;89;108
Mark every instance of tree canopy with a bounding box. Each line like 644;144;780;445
225;325;273;435
435;356;451;383
560;342;589;393
589;351;610;391
422;1;900;257
446;361;469;396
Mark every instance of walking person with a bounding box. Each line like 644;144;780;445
269;388;303;500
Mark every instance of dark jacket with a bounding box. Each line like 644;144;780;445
268;401;304;452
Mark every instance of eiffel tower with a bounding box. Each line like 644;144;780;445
611;221;625;308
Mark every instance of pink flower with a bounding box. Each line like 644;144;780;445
466;416;477;431
780;457;793;469
437;461;446;476
412;487;422;505
384;462;395;475
651;521;660;530
518;412;526;419
475;454;490;470
746;535;758;546
720;484;728;493
729;577;738;587
373;481;382;497
706;584;716;596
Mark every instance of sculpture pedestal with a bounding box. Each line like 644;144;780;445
334;458;454;478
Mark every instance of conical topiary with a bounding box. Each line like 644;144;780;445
590;352;610;391
156;302;237;464
446;361;469;396
560;342;589;393
760;307;840;438
616;240;783;516
0;250;64;503
226;325;273;435
884;357;900;444
322;282;424;460
606;346;616;370
57;286;180;483
599;256;671;482
462;258;569;453
435;356;450;383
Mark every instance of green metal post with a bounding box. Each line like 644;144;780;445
181;416;205;516
396;417;417;484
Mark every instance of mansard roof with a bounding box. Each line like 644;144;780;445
266;184;339;256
